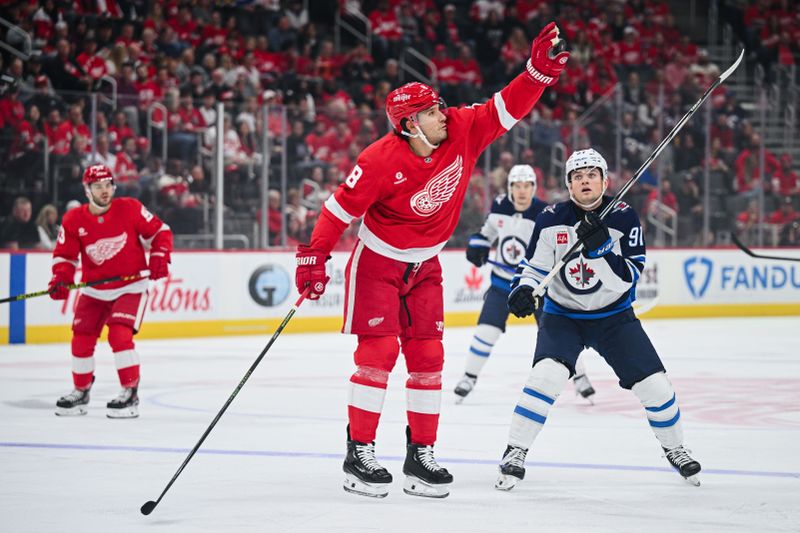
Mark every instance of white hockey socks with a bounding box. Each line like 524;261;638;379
632;372;684;450
464;324;503;377
508;358;570;449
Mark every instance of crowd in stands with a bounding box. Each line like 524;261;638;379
0;0;798;251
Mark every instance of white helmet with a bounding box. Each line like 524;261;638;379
507;164;537;201
565;148;608;187
565;148;608;209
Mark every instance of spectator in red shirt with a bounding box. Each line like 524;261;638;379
77;39;108;81
619;26;643;73
772;154;799;197
735;133;781;195
109;111;135;153
768;197;799;225
114;137;141;198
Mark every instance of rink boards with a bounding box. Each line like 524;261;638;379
1;248;799;344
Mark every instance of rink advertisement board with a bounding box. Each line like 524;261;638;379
1;248;799;344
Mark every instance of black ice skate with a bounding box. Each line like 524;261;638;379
453;373;477;403
106;386;139;418
55;386;91;416
573;373;596;404
663;446;701;486
402;427;453;498
343;426;393;498
495;444;528;491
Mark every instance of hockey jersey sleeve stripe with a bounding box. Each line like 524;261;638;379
492;91;519;131
625;258;641;283
140;223;171;248
468;235;491;247
324;195;357;225
53;257;79;267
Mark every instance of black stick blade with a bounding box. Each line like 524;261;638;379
141;501;157;515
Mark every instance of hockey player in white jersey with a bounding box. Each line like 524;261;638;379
454;165;596;403
495;149;701;490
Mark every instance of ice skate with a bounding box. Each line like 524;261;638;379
106;386;139;418
402;427;452;498
495;444;528;491
454;373;477;403
342;427;392;498
663;446;701;486
55;387;91;416
573;373;596;404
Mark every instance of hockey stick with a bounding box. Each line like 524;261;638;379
141;285;313;516
731;233;800;263
0;270;150;304
487;259;516;273
530;49;745;298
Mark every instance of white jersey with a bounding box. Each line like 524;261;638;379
516;197;646;318
475;195;547;290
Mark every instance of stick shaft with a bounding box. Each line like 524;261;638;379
145;287;311;512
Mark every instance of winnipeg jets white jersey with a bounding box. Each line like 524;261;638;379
516;197;646;318
478;195;547;291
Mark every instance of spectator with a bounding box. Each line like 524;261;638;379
0;197;40;249
89;133;116;169
675;173;704;246
772;154;799;197
114;137;141;198
35;203;59;250
768;197;799;225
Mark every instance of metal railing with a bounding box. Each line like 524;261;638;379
399;47;435;86
334;5;371;55
0;16;31;60
146;102;168;162
647;202;678;247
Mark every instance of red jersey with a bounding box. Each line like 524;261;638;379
311;73;545;262
53;198;172;300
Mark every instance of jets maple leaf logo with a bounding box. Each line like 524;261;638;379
465;266;483;290
504;242;521;261
569;260;595;288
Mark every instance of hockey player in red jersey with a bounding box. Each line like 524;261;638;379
295;23;568;498
49;164;173;418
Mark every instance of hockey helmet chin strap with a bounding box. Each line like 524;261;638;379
568;167;607;211
402;114;440;150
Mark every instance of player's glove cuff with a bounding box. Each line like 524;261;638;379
526;59;558;87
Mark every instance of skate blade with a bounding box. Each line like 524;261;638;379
55;405;88;416
343;474;389;498
494;474;520;491
684;475;701;487
107;406;139;419
403;475;450;498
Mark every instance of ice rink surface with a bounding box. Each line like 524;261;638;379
1;317;799;533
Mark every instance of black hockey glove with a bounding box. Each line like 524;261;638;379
466;232;490;267
576;212;613;258
507;284;540;318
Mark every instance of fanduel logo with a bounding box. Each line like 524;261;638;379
684;256;713;299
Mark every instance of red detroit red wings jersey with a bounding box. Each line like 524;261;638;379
53;198;171;300
317;72;546;262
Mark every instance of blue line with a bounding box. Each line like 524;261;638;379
9;254;26;344
0;441;797;479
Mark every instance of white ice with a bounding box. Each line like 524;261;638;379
1;317;799;533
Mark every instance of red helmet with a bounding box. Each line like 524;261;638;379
385;82;441;133
82;163;114;186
